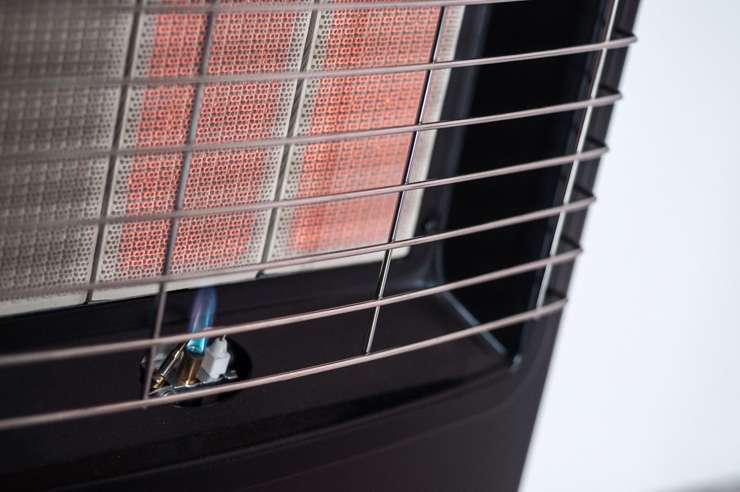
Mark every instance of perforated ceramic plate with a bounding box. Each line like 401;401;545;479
0;0;133;79
95;4;309;299
0;158;107;315
266;4;464;273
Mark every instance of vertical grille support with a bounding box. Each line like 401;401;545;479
86;2;143;303
142;4;218;399
364;9;447;354
258;0;322;268
535;0;620;308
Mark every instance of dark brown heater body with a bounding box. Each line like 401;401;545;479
0;0;640;490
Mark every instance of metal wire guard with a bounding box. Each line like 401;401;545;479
0;300;566;431
0;0;633;430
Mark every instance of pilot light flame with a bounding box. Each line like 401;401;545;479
186;287;217;355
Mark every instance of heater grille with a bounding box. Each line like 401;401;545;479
0;0;637;434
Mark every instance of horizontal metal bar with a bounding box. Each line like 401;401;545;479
2;92;621;162
0;249;580;368
0;36;636;89
0;299;565;431
2;0;526;16
0;195;594;299
0;147;608;232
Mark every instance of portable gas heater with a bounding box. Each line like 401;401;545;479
0;0;639;490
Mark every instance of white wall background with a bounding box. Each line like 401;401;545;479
520;1;740;491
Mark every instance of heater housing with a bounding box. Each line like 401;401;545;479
0;0;640;490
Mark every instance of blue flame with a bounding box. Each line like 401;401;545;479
186;287;216;355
